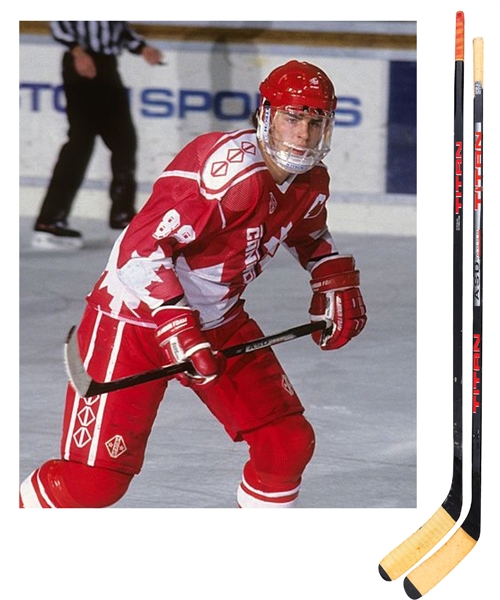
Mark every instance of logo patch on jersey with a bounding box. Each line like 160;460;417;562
269;192;278;214
105;435;127;459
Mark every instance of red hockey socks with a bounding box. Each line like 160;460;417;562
238;414;315;508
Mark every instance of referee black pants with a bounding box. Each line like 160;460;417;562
37;52;137;225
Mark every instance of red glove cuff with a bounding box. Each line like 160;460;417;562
309;255;366;350
310;255;360;293
154;307;198;343
152;305;224;385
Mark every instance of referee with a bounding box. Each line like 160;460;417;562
33;21;163;250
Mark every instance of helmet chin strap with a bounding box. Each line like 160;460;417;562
274;146;317;174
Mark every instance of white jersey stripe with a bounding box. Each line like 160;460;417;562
88;319;125;465
157;170;201;184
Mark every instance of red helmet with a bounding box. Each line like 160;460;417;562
257;61;336;174
259;60;337;114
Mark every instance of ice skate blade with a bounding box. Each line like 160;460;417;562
31;231;84;251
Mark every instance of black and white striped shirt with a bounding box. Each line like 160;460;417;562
50;21;146;56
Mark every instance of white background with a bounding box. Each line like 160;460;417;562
4;2;498;600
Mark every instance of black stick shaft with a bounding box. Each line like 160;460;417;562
464;36;484;541
445;10;465;522
66;320;328;397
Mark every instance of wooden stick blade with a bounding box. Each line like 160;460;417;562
378;506;457;581
403;527;477;598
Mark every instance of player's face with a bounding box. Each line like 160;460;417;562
271;109;327;154
257;103;334;179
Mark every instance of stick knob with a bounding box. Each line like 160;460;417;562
473;37;484;86
455;11;464;61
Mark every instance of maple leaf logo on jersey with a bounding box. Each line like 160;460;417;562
264;222;293;258
100;244;170;316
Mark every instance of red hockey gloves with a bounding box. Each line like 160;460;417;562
152;304;225;386
309;255;367;350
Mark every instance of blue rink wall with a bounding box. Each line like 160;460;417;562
387;61;417;194
19;23;416;202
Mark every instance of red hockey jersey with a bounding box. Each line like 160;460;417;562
86;128;338;330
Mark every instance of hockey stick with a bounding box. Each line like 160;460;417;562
402;35;484;599
378;11;465;582
65;319;328;397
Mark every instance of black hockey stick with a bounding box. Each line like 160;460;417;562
65;319;329;397
378;11;465;582
402;35;484;599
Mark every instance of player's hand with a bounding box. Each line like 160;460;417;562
309;255;367;350
153;305;225;386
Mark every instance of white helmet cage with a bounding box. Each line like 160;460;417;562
256;102;334;174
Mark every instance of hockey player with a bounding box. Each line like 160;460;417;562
19;60;367;508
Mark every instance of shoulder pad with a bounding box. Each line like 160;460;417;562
200;130;266;199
